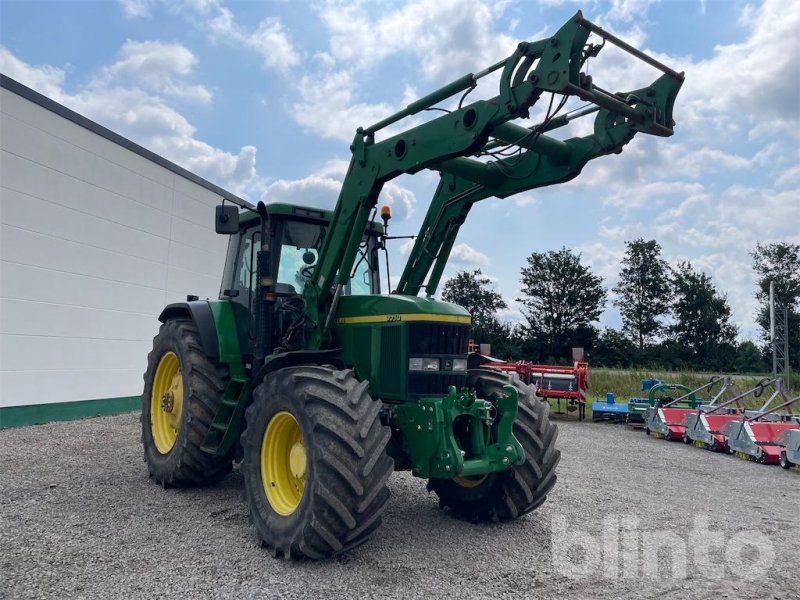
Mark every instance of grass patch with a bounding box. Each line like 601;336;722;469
588;369;788;409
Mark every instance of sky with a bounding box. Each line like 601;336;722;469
1;0;798;342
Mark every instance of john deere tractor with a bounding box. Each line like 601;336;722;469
142;11;683;558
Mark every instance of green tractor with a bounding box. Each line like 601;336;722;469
141;11;683;558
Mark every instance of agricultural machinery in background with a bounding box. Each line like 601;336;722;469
779;429;800;469
479;358;589;420
682;378;783;451
644;377;732;441
724;392;800;464
140;11;684;558
591;378;703;423
633;374;800;469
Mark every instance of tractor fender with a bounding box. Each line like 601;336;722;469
252;349;345;384
158;301;220;362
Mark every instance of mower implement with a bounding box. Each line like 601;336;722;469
724;393;800;465
627;379;665;423
644;378;722;441
591;392;629;423
140;11;684;558
778;429;800;470
682;378;778;451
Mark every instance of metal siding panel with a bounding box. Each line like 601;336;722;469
168;241;226;279
1;186;169;263
0;224;168;289
1;368;145;408
0;298;156;341
1;335;148;372
0;88;232;409
0;261;166;316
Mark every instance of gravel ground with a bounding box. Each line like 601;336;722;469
1;412;797;600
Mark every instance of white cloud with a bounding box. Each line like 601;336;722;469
262;160;417;221
262;174;342;212
603;180;705;210
684;0;800;131
0;46;265;199
118;0;157;18
602;0;661;24
204;7;300;73
118;0;300;74
576;241;625;287
99;40;212;103
319;0;515;81
292;70;395;141
0;47;65;98
449;243;490;268
291;0;519;141
775;166;800;189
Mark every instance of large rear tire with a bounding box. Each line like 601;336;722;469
428;369;560;522
141;318;232;487
240;366;393;559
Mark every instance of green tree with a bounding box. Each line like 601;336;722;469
751;242;800;369
441;269;507;332
479;320;525;360
518;247;606;359
591;328;636;367
613;239;671;350
669;261;738;369
734;341;767;373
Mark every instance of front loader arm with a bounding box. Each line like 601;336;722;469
304;10;683;345
396;74;680;296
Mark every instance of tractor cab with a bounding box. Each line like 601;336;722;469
215;202;384;358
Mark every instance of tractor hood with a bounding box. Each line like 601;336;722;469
334;294;470;324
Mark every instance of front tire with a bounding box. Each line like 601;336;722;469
428;369;560;522
780;451;791;469
240;366;393;558
141;318;232;487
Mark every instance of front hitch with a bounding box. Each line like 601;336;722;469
392;385;525;479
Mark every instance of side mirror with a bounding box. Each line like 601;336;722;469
215;204;239;234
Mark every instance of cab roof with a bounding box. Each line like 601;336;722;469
239;202;385;234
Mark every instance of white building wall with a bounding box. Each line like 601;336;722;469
0;86;232;409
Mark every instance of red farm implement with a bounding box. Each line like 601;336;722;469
778;429;800;470
480;360;589;421
644;377;729;441
682;378;782;451
724;392;800;465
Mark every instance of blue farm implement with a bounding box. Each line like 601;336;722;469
627;379;670;423
591;393;629;422
682;378;781;451
724;393;800;465
644;378;728;441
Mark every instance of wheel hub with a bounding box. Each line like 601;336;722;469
161;391;174;413
150;352;184;454
289;441;307;479
261;411;307;516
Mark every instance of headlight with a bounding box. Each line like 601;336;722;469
423;358;440;371
452;358;467;371
409;358;441;371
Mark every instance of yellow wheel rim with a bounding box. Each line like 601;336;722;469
150;351;184;454
261;411;307;516
453;474;488;488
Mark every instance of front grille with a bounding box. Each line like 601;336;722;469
407;322;469;355
406;322;469;397
379;325;403;392
408;372;467;397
